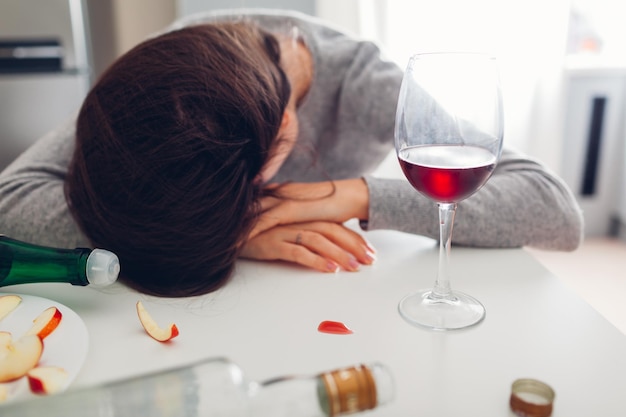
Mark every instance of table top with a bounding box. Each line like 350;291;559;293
4;226;626;416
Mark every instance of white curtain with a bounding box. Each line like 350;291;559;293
318;0;572;173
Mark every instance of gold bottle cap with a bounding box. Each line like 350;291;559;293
321;364;377;417
510;378;555;417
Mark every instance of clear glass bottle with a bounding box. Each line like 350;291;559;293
1;357;394;417
0;235;119;288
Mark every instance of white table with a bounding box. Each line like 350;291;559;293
5;227;626;416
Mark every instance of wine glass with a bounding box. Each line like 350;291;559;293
394;53;504;330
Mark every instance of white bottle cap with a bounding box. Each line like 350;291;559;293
86;249;120;287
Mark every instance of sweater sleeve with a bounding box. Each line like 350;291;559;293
364;148;584;251
0;117;89;248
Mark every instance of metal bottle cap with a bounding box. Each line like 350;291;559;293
321;363;393;416
510;378;555;417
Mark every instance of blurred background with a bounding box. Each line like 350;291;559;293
1;0;625;330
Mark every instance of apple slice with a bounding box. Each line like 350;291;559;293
0;331;11;344
0;383;7;403
0;295;21;321
0;331;12;359
136;301;179;342
26;306;62;340
27;366;69;395
0;334;43;383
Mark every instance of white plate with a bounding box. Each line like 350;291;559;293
0;293;88;404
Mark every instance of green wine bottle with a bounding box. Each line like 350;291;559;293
0;235;119;288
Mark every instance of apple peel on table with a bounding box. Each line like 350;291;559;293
0;295;22;321
0;334;43;383
136;301;179;342
27;366;69;395
25;306;62;340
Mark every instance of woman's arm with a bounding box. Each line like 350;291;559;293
250;148;583;254
0;117;88;248
366;148;584;251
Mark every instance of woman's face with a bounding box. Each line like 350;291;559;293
257;107;299;183
254;28;311;184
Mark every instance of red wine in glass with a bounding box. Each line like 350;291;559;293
398;144;496;203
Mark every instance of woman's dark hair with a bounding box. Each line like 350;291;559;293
65;22;291;296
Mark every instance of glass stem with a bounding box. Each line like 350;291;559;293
432;202;457;299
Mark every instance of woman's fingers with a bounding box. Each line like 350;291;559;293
241;221;376;273
241;226;339;272
292;222;376;271
248;200;290;239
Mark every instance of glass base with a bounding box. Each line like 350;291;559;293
398;289;485;331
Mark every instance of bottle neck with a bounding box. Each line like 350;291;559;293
249;376;327;417
0;235;91;287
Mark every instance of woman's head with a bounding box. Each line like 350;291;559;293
65;22;291;296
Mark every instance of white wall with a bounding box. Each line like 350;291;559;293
178;0;315;16
86;0;177;79
112;0;176;53
89;0;321;78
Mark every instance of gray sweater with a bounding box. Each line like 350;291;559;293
0;9;583;251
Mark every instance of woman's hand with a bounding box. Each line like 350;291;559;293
240;221;376;272
250;179;370;239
